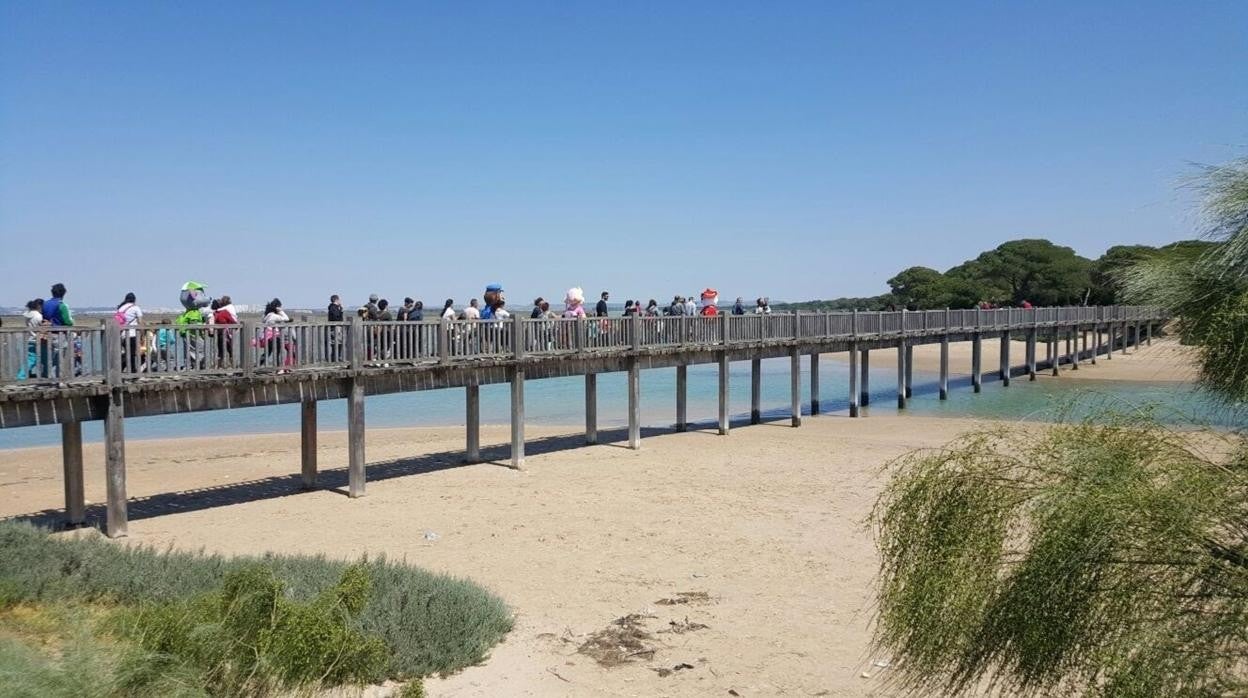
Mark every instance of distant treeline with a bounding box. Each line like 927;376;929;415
776;238;1215;311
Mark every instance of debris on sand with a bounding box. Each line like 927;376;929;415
577;614;657;667
660;616;709;634
655;590;713;606
653;662;696;677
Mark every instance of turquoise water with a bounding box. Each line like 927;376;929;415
0;356;1240;450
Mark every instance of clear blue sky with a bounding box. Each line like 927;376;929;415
2;1;1244;310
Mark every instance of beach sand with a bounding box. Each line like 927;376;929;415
0;337;1197;697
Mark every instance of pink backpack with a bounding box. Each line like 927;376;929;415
114;304;133;326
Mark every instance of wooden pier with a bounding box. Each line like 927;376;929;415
0;306;1164;537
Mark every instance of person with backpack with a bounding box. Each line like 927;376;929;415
115;292;143;373
41;283;73;378
19;299;44;380
212;295;239;368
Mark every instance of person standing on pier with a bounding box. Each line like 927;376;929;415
115;292;142;373
441;299;456;321
684;295;697;316
19;299;44;380
213;295;238;368
596;291;610;317
396;297;416;321
733;298;746;315
261;298;291;368
327;295;344;362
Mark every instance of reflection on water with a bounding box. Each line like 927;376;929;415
0;356;1240;450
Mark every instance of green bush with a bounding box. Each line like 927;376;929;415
118;564;387;693
0;522;512;679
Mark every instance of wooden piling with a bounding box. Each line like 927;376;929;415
61;422;84;527
718;353;730;435
586;373;599;443
790;347;801;427
300;398;317;488
1027;329;1037;380
904;344;914;398
466;384;481;462
939;337;949;399
860;349;870;406
971;334;982;393
627;358;641;449
999;330;1011;386
896;341;907;409
347;380;366;497
104;322;127;538
849;343;860;417
750;358;762;425
674;366;686;433
809;353;820;415
511;367;525;468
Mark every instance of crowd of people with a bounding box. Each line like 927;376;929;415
10;282;780;379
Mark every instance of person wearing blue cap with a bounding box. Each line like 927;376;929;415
480;283;508;320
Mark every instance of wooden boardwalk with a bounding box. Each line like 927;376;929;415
0;306;1164;537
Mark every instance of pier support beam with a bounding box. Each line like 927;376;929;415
810;353;820;415
971;334;982;393
1134;322;1141;350
718;353;730;435
1121;323;1128;355
104;392;127;538
860;349;870;406
674;367;686;433
1027;329;1037;380
750;358;762;425
904;344;914;398
586;374;599;443
627;359;641;449
301;398;318;487
999;331;1011;386
1051;335;1059;376
1146;322;1152;346
897;341;907;409
510;368;525;468
790;347;802;427
939;336;949;399
61;422;85;527
849;344;861;417
1092;326;1099;364
465;385;481;463
1069;330;1079;371
347;380;366;497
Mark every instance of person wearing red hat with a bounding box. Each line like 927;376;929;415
699;288;719;317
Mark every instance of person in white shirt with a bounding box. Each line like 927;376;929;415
20;299;44;379
684;296;697;316
441;299;457;321
463;299;481;320
116;292;143;372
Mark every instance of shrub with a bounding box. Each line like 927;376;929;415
0;523;512;679
118;564;387;693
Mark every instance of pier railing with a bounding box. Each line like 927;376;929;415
0;305;1165;386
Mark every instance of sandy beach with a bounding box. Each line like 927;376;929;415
0;338;1196;697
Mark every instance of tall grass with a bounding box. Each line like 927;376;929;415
0;522;512;679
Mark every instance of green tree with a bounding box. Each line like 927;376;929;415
1088;244;1156;305
949;239;1093;306
872;159;1248;696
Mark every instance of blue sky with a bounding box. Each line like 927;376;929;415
1;2;1244;310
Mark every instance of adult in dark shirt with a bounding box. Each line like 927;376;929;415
411;301;424;322
396;297;416;321
328;295;344;321
733;297;746;315
376;299;393;321
531;297;545;319
596;291;610;317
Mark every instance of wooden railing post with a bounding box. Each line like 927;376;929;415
513;314;525;359
438;319;450;364
794;310;801;340
349;315;364;371
851;309;858;339
631;313;641;351
239;321;254;376
720;313;729;345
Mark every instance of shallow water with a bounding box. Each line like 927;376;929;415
0;356;1240;450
